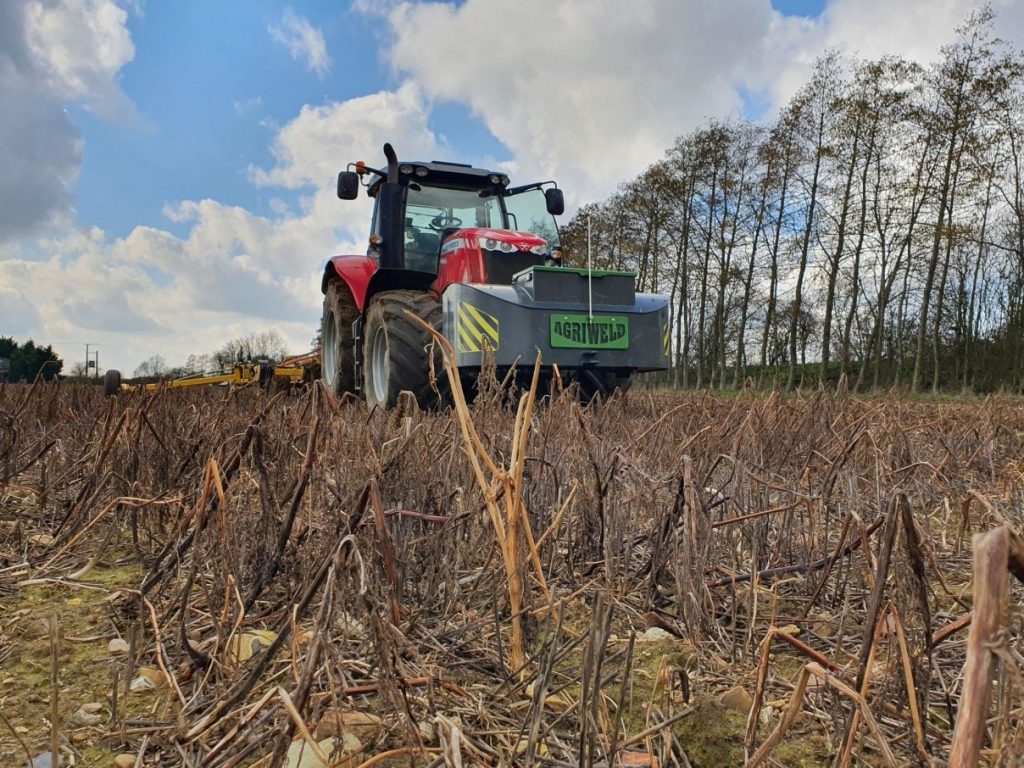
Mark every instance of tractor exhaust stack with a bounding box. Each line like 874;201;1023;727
377;143;405;270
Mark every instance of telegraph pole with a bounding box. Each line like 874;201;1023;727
83;342;96;379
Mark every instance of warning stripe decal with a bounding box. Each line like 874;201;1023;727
457;303;500;354
464;304;498;338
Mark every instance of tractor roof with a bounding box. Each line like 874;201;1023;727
418;160;491;175
398;160;509;190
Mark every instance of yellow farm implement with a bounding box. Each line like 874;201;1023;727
103;351;319;396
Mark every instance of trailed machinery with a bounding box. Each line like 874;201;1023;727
102;357;309;395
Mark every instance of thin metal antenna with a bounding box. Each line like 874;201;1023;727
587;212;594;321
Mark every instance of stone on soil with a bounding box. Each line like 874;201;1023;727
285;733;362;767
717;685;753;713
313;710;382;741
71;707;102;726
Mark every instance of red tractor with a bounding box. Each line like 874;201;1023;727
321;143;670;408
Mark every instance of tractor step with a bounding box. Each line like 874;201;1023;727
352;316;363;392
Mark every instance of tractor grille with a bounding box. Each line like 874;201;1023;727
482;250;545;285
518;267;636;307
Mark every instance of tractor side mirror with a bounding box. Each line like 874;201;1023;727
545;188;565;216
337;171;360;200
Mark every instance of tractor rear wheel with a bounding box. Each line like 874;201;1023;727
320;280;359;395
363;290;444;410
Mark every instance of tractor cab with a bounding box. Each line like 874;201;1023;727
344;152;565;289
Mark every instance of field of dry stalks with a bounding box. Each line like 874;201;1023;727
2;378;1024;767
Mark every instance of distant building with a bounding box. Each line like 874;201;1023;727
0;357;9;382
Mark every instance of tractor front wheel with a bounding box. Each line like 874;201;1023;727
320;280;359;395
363;290;444;410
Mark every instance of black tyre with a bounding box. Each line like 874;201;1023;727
320;280;359;395
363;290;444;410
574;371;632;403
103;369;122;396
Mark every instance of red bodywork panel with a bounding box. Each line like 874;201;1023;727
322;255;376;310
432;228;546;294
323;228;547;309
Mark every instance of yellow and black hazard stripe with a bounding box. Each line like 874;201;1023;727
662;322;671;358
457;303;500;353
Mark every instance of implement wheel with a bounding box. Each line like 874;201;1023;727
103;369;122;396
320;280;359;395
363;290;443;410
575;371;632;403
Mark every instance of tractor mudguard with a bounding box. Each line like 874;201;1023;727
321;255;377;311
365;268;437;308
322;256;439;312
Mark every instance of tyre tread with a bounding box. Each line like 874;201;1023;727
321;280;359;395
363;290;445;409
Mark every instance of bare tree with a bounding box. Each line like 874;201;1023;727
912;8;1013;390
560;5;1024;394
787;53;842;388
134;355;168;379
212;331;288;369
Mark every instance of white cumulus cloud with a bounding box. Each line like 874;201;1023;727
380;0;798;203
0;0;134;241
24;0;135;116
378;0;1024;205
268;8;331;78
6;0;1024;376
1;83;444;372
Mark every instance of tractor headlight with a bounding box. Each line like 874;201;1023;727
483;238;515;252
399;164;413;175
529;244;549;256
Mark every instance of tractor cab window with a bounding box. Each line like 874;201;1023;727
503;188;561;249
404;184;502;272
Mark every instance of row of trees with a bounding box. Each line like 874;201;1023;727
133;330;288;379
562;8;1024;392
0;337;63;382
0;333;286;386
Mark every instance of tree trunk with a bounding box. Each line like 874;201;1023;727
696;167;717;389
931;152;963;393
822;122;861;385
789;111;825;389
735;185;769;387
760;153;791;385
842;121;876;380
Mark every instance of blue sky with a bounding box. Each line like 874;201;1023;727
71;2;388;238
71;0;826;242
2;0;1020;373
772;0;826;17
